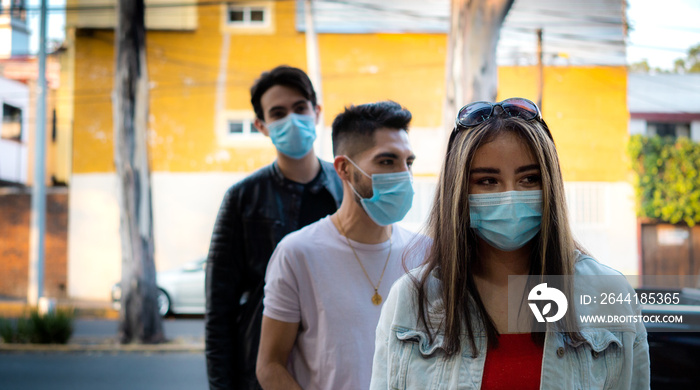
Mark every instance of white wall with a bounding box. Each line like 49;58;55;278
151;173;248;272
68;171;639;300
565;182;638;275
628;118;646;136
691;120;700;143
0;28;10;58
68;172;246;301
67;174;121;300
403;179;639;275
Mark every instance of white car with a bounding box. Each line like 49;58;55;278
111;258;206;316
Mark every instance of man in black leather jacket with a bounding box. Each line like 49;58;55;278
205;66;343;390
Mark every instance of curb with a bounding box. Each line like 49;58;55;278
0;338;204;353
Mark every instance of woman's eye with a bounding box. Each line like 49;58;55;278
523;175;541;184
379;160;394;166
476;177;497;185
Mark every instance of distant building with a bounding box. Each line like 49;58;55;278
0;76;29;185
0;0;67;187
628;74;700;140
0;0;30;59
64;0;635;301
628;73;700;279
0;0;69;302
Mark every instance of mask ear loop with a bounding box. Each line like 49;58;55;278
343;155;372;179
341;155;372;201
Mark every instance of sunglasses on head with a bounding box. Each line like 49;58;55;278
455;98;542;129
449;98;551;146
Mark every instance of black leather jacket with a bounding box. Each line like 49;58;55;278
205;160;343;390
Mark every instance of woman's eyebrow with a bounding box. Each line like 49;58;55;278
515;164;540;174
470;167;499;174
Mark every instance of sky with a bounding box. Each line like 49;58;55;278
626;0;700;69
23;0;700;71
26;0;66;54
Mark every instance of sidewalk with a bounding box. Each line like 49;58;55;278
0;299;203;353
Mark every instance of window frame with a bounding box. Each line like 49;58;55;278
216;110;268;148
221;1;275;35
647;122;691;139
1;103;23;143
227;118;262;137
225;4;270;28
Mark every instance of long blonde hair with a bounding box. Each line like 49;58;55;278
413;116;584;356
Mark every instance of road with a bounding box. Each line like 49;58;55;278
72;317;205;341
0;352;206;389
0;317;207;389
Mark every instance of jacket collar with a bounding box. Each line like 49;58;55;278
271;159;340;201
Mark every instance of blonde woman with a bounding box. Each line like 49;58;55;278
370;98;650;389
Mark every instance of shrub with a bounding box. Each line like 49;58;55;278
0;308;74;344
0;317;33;343
628;135;700;226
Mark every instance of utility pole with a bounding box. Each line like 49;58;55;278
304;0;326;159
536;28;543;110
28;0;49;313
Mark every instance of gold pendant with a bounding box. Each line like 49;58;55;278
372;292;383;305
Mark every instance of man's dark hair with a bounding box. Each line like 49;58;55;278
332;101;412;157
250;65;317;121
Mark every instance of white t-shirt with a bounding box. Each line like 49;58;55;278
263;216;425;390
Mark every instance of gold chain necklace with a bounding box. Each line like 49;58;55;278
334;214;392;305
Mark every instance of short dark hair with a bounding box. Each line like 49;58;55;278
250;65;317;121
331;101;412;157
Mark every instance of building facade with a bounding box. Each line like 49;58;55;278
64;0;635;301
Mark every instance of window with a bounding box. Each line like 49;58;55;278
2;103;22;142
228;119;260;136
647;122;690;139
226;4;268;26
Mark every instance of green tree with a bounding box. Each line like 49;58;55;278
668;43;700;73
629;59;651;73
687;44;700;73
673;58;686;73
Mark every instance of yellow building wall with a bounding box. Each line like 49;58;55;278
71;2;446;174
498;66;629;182
70;1;627;182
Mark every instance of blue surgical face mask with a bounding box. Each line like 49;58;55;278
345;157;414;226
266;113;317;159
468;190;543;251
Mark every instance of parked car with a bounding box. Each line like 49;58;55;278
111;258;206;316
640;287;700;389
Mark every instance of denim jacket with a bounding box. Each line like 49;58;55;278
370;252;650;389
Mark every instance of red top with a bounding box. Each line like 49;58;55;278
481;333;544;390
